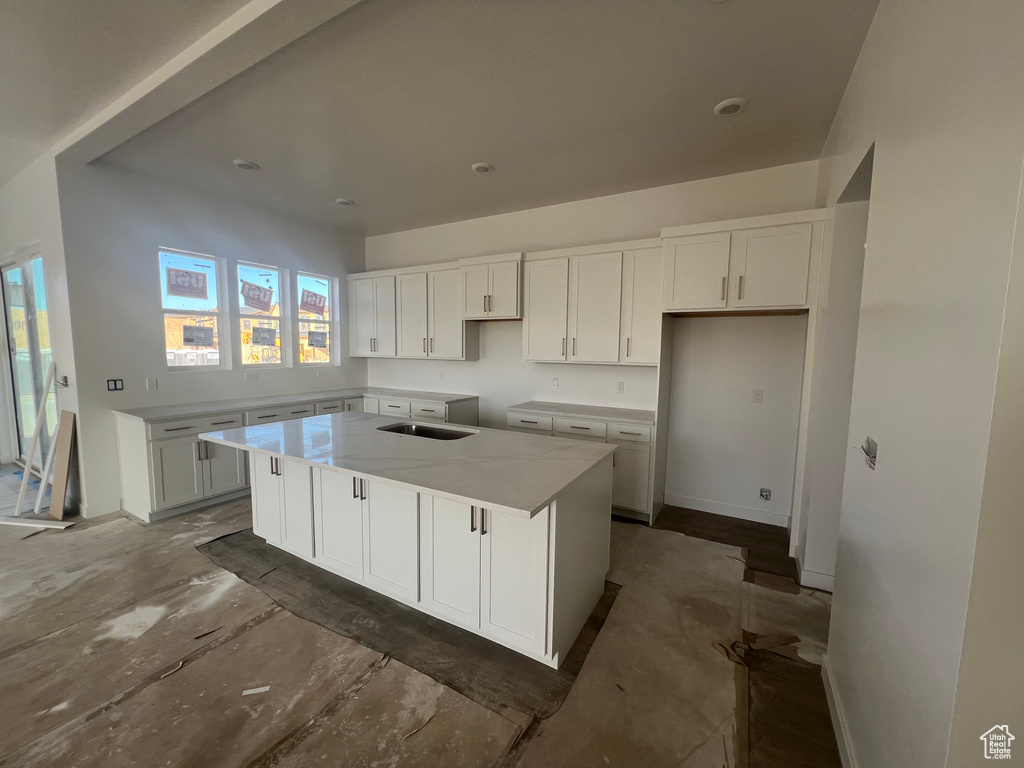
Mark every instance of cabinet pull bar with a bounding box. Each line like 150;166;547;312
738;275;744;300
481;509;487;536
721;276;727;301
430;337;434;353
387;404;401;409
626;337;631;357
470;506;477;532
421;408;435;413
561;337;565;356
291;410;309;415
257;414;278;420
613;453;616;467
360;479;366;500
353;476;358;499
323;406;339;411
520;419;538;424
621;431;642;436
211;420;235;426
570;425;590;430
165;425;194;432
572;337;576;356
423;337;427;353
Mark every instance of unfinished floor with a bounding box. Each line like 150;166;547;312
0;501;834;767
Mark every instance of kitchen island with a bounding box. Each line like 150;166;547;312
201;412;615;668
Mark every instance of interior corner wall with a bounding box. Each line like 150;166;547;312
0;155;81;493
56;161;367;517
813;1;1024;766
663;315;807;527
364;161;820;426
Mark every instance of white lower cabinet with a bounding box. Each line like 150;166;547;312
204;440;248;496
314;470;364;581
612;442;651;512
362;482;420;602
481;505;550;657
152;436;246;512
250;453;313;558
251;453;283;544
420;496;482;628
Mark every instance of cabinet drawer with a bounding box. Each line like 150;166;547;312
378;398;411;417
553;417;607;439
245;403;315;425
508;426;553;435
411;402;446;420
506;412;553;431
149;412;243;440
608;423;652;443
316;399;347;414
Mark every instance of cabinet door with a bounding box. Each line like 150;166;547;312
349;278;376;356
523;258;569;361
151;437;204;511
396;272;428;358
487;261;521;318
363;482;420;602
731;223;813;308
481;506;550;656
279;459;313;559
663;233;731;311
362;397;380;414
427;270;464;359
612;442;651;512
373;276;397;356
314;470;364;581
568;252;622;363
203;441;247;496
461;264;489;319
420;496;481;628
343;398;364;412
620;248;663;365
251;453;282;544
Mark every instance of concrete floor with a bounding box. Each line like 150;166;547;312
0;501;831;767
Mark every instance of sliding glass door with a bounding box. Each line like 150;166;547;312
2;257;54;468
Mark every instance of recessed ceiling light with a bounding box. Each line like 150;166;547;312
714;98;748;117
232;159;260;170
471;162;494;174
335;198;356;206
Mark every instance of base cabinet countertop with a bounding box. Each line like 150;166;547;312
205;413;613;668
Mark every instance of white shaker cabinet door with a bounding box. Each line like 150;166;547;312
612;442;651;512
487;261;520;319
372;275;397;356
481;505;550;657
730;222;813;308
151;436;204;511
461;264;489;319
362;397;380;414
362;481;420;603
250;452;282;544
620;248;663;365
420;496;481;629
567;251;622;363
279;459;314;559
203;442;247;496
663;232;731;311
427;269;464;359
523;258;569;361
349;277;377;356
396;272;428;358
314;470;364;582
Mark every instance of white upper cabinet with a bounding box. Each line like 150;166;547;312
567;251;622;363
620;248;663;365
730;222;813;308
396;272;428;358
460;255;522;320
349;275;396;357
427;269;465;359
523;258;569;361
662;232;731;311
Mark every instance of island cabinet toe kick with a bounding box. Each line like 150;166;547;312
246;452;612;669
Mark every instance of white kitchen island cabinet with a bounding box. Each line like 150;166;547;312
203;412;613;669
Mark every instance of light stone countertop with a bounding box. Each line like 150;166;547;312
201;412;615;518
114;387;478;423
508;400;656;426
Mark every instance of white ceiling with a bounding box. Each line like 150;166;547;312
102;0;879;236
0;0;253;184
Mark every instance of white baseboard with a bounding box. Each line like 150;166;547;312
797;565;835;592
821;653;857;768
664;493;789;528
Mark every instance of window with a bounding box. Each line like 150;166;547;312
238;263;284;366
296;272;335;364
160;250;224;368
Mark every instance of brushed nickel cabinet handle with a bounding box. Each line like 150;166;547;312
291;410;309;415
423;337;427;353
613;453;616;467
561;337;565;356
570;425;590;430
520;419;538;424
421;408;435;413
257;414;278;420
481;509;487;536
470;505;477;532
721;276;727;301
211;420;236;426
621;431;642;436
353;476;359;499
430;337;434;353
738;275;744;300
322;405;339;411
165;425;194;432
572;337;576;356
626;337;631;357
360;479;366;500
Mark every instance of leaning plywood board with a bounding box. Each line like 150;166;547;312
48;411;76;521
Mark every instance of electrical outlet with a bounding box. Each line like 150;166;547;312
551;377;559;390
753;389;763;404
145;377;159;391
616;381;624;394
244;372;258;381
106;378;123;392
760;488;771;502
